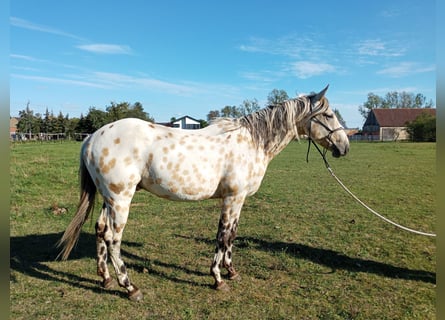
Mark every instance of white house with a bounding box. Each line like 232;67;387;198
171;116;201;129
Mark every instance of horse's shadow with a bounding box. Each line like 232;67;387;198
237;236;436;283
9;232;212;296
10;232;129;298
10;232;435;297
177;235;435;284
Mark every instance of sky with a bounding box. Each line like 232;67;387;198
10;0;436;128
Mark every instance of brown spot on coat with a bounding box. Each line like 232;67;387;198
114;138;121;144
113;222;125;234
101;158;116;174
124;156;132;166
109;182;125;194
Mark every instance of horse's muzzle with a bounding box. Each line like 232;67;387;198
332;143;349;158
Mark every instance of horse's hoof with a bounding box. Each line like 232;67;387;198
229;272;241;281
101;278;114;289
215;281;230;291
128;288;143;302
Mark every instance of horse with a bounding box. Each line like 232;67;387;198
57;85;349;301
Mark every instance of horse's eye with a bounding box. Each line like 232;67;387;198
324;113;334;119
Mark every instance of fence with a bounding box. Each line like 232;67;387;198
10;132;90;142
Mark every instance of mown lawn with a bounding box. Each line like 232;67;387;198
10;140;436;319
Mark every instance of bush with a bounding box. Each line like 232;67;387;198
406;112;436;142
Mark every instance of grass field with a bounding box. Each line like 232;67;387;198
10;140;436;319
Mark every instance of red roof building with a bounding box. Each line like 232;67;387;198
362;108;436;141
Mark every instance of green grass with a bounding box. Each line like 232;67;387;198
10;140;436;319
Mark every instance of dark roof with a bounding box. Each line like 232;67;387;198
372;108;436;127
173;115;200;123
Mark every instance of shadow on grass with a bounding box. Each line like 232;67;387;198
177;234;436;284
9;232;130;299
10;232;435;297
9;232;212;297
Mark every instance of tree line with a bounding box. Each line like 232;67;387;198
13;89;434;141
358;91;434;120
14;101;154;139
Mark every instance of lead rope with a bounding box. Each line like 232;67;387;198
307;138;436;237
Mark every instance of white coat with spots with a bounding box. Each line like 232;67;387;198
58;86;349;300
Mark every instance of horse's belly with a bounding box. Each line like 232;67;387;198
141;175;219;201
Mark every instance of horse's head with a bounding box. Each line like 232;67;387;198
302;85;349;158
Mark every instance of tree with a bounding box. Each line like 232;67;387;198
17;102;39;137
406;112;436;142
106;102;129;122
207;110;220;121
75;107;108;133
238;98;260;116
87;108;109;132
42;108;56;133
220;105;241;118
267;89;289;106
198;119;208;128
333;109;347;128
106;101;154;122
358;93;384;120
66;117;79;139
55;111;68;134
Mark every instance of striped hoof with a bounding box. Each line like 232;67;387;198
229;272;240;281
128;288;143;302
101;277;115;289
214;281;230;291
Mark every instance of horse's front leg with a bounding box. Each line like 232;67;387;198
211;194;245;290
223;217;240;281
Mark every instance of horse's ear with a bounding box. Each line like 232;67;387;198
310;85;329;103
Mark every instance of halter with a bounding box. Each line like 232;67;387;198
305;105;344;165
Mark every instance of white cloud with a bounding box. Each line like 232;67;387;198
289;61;336;79
11;73;109;89
76;44;133;55
376;62;435;77
380;8;402;18
239;35;324;58
89;71;197;94
356;39;406;57
10;54;40;62
10;17;85;41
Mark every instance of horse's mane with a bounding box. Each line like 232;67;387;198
210;95;329;154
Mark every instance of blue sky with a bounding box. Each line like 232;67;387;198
10;0;436;128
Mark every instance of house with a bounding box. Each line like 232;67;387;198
169;115;201;129
362;108;436;141
10;117;19;140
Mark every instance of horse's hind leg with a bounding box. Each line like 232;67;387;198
96;203;114;289
107;200;143;301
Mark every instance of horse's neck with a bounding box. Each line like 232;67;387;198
263;130;296;161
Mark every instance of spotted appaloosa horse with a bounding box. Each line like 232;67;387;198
57;85;349;301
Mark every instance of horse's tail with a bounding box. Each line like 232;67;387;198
57;150;96;260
